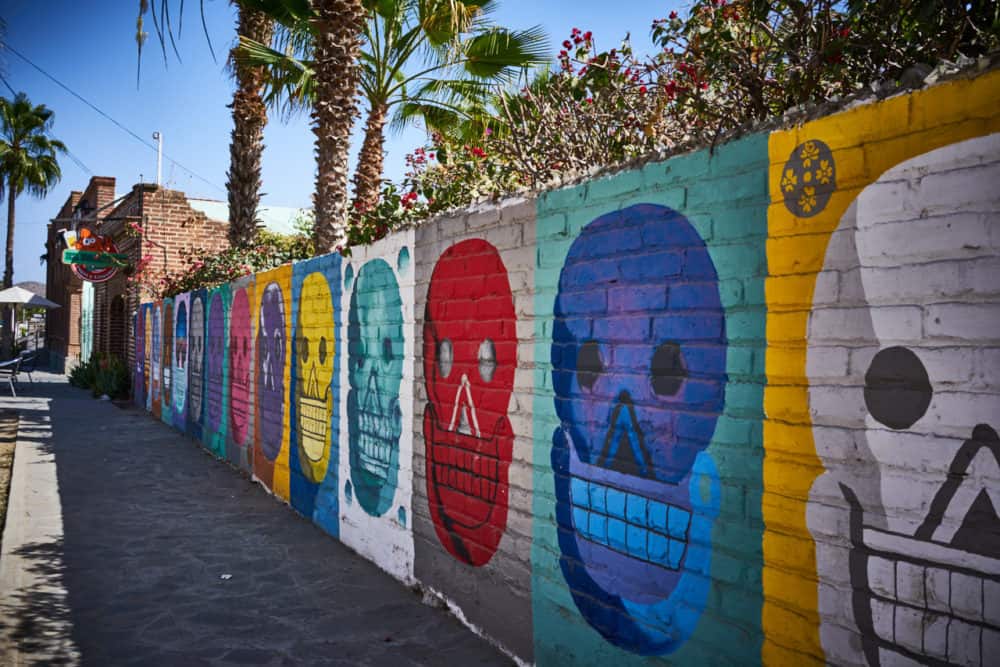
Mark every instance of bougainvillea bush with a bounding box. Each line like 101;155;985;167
128;213;315;299
344;0;998;247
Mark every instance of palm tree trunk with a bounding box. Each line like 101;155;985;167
227;3;275;249
311;0;366;255
350;103;388;216
3;182;15;357
3;181;14;289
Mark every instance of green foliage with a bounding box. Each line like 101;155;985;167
352;0;1000;242
0;94;67;204
128;218;314;299
649;0;1000;136
68;358;96;390
70;354;131;400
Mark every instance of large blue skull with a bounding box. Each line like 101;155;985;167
551;204;726;654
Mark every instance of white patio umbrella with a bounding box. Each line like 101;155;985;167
0;286;61;309
0;286;61;356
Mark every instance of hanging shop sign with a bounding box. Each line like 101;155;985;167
61;228;129;283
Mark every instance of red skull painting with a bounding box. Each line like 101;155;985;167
423;239;516;566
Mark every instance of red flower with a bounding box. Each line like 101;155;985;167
583;31;592;41
669;10;678;19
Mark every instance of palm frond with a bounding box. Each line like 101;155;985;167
461;26;549;79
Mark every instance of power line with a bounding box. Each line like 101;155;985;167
1;42;225;194
0;71;15;96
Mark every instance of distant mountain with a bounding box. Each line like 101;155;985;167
15;281;45;297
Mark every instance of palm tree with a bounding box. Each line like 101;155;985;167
237;0;547;217
0;92;66;353
226;2;275;248
138;0;363;254
312;0;367;253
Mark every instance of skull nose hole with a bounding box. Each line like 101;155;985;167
576;340;602;391
973;424;999;443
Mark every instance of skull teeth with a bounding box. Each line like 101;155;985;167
859;527;999;666
570;478;690;571
299;396;329;461
357;410;395;479
432;444;500;503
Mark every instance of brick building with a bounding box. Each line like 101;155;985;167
45;176;117;371
45;175;305;372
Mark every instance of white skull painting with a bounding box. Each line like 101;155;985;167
807;134;1000;666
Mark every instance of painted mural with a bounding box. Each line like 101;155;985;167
205;288;228;458
161;299;174;425
229;281;254;471
144;304;152;411
151;302;161;417
254;270;290;495
172;294;189;430
550;204;727;655
423;239;515;566
347;258;404;518
289;255;340;523
129;69;999;667
133;306;146;409
340;240;414;583
806;134;1000;667
188;291;206;438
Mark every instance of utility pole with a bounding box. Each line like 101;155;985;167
152;131;163;186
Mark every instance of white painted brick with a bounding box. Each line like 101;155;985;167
974;347;1000;392
946;618;981;666
914;163;1000;216
922;610;950;660
951;571;984;623
868;305;924;344
869;556;896;600
813;269;840;305
887;133;1000;178
896;562;925;609
983;628;1000;665
809;306;877;344
985;579;1000;627
871;597;896;643
925;303;1000;343
806;345;851;381
893;605;924;656
855;214;994;266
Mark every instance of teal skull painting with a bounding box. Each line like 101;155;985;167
347;259;404;517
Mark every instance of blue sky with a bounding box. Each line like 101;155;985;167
2;0;676;284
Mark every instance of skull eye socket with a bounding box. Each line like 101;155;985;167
299;335;310;364
319;337;328;365
382;337;393;363
438;339;453;378
576;340;603;391
273;329;283;358
651;341;686;397
864;346;932;430
478;339;497;383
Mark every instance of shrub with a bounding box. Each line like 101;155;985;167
69;353;130;400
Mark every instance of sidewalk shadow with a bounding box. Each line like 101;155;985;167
0;538;78;665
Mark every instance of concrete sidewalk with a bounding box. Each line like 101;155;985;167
0;373;510;666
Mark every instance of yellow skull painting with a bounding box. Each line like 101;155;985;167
296;272;334;483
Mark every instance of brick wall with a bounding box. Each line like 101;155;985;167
86;183;231;372
132;69;1000;666
45;176;116;371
